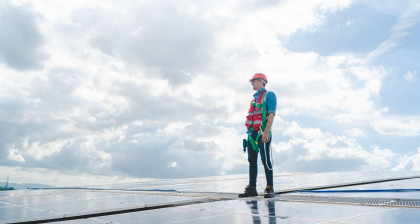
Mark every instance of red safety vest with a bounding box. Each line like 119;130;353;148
245;90;267;131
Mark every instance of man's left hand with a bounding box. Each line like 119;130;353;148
262;131;270;143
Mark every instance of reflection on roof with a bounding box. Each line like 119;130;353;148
1;171;420;224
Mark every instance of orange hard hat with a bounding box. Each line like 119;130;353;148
249;73;267;83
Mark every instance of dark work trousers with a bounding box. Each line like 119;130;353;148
247;131;273;187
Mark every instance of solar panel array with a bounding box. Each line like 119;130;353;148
1;171;420;224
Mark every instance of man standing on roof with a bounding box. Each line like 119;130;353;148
239;73;277;198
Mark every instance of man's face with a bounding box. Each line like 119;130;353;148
250;79;263;91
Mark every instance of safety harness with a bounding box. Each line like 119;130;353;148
246;90;272;153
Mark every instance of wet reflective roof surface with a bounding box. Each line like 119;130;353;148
1;171;420;224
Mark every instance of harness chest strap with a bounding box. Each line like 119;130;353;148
245;91;267;130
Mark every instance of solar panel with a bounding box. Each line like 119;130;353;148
1;171;420;224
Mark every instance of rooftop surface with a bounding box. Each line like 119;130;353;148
1;171;420;224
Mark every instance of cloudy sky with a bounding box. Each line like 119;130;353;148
1;0;420;187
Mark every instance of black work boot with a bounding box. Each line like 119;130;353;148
264;186;275;198
238;185;258;197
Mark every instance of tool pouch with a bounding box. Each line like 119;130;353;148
243;139;247;153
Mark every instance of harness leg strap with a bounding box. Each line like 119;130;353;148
248;135;260;153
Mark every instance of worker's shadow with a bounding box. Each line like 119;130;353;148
246;200;286;224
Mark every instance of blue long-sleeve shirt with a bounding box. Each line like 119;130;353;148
254;88;276;115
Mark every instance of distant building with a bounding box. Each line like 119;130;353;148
1;177;14;191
